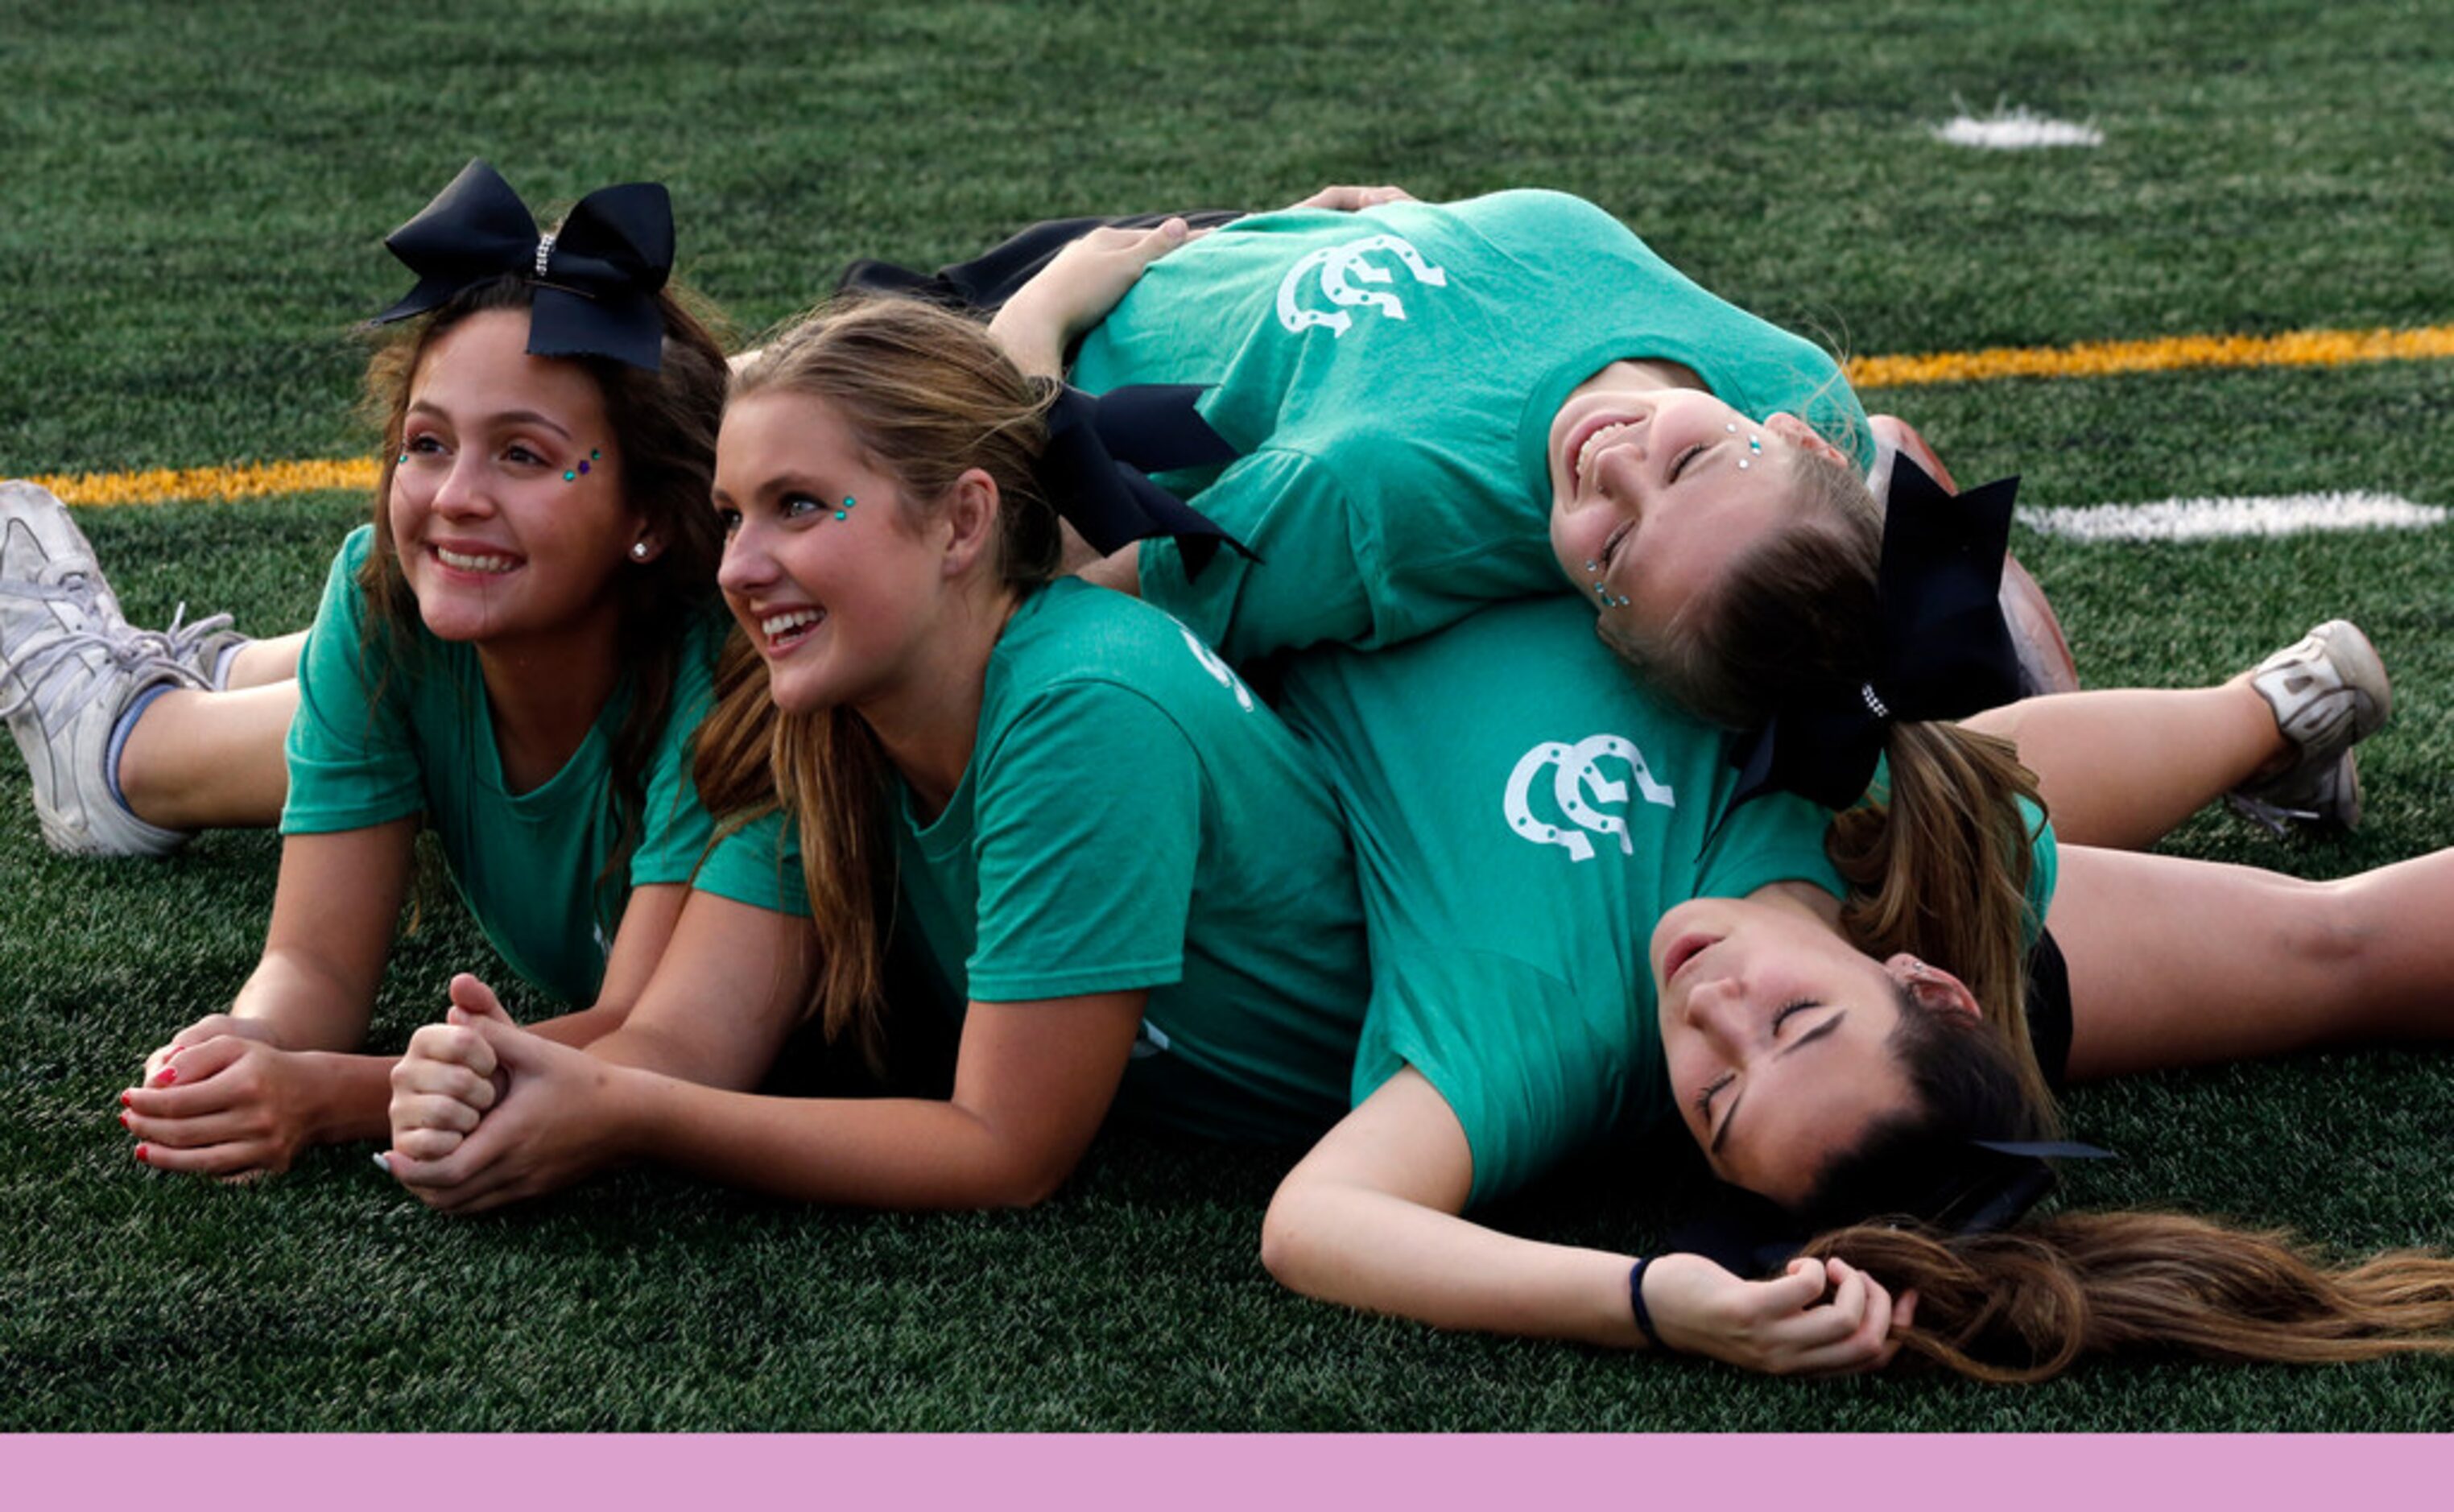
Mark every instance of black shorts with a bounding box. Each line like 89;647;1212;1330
2023;927;2074;1093
837;209;1248;316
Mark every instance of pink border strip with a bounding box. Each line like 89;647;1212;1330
8;1433;2444;1510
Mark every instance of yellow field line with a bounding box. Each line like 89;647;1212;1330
1846;323;2454;390
22;322;2454;506
27;458;381;509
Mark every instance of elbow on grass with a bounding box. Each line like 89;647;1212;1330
1256;1182;1324;1295
972;1150;1076;1212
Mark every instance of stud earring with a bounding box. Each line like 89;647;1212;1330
1737;432;1762;470
630;541;651;562
834;494;856;522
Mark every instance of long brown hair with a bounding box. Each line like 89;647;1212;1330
700;295;1061;1067
1607;446;2056;1120
1792;996;2454;1380
357;266;729;919
1812;1214;2454;1382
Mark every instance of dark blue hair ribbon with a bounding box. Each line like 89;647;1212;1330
1667;1138;2117;1279
369;159;674;371
1036;381;1254;577
1725;456;2025;813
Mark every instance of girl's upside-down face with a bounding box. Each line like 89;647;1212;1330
1547;370;1848;643
1650;892;1940;1208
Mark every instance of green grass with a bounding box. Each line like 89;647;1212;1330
8;0;2454;1431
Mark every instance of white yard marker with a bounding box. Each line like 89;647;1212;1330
1932;105;2104;150
2018;491;2448;543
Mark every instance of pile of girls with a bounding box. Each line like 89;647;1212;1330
14;163;2454;1382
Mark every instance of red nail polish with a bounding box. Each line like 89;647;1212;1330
119;1112;131;1130
157;1067;178;1087
120;1090;133;1108
134;1144;150;1163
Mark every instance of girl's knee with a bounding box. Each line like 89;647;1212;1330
2279;878;2378;981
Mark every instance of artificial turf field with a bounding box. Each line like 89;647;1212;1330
7;0;2454;1431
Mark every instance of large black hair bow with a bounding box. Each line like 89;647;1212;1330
1036;382;1255;577
369;159;674;370
1727;458;2023;811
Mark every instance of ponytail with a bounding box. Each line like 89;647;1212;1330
1803;1214;2454;1382
1790;996;2454;1381
1610;446;2055;1108
1827;721;2055;1122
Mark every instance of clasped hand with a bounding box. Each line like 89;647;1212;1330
382;973;607;1213
119;1015;313;1179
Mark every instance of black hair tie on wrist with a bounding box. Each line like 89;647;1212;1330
1628;1255;1665;1349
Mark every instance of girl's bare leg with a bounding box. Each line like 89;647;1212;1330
1964;676;2279;851
221;632;305;690
116;681;296;829
109;631;305;828
2048;844;2454;1080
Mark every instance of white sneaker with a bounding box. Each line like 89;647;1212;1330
2226;620;2391;837
0;481;196;855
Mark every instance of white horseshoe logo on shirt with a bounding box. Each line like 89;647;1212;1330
1275;234;1450;337
1502;734;1676;862
1179;628;1255;712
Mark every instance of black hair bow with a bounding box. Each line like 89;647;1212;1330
1726;459;2024;812
1035;382;1255;579
369;159;674;371
1666;1139;2115;1279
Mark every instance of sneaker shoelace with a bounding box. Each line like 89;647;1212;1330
0;571;221;723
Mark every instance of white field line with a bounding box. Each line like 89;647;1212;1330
1931;107;2104;150
2017;491;2448;543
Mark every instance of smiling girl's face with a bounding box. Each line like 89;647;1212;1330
711;387;961;718
1546;370;1850;641
387;308;642;654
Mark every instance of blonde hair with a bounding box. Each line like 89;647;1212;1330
698;296;1060;1068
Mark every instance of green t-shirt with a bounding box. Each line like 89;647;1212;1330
1070;189;1874;663
890;579;1372;1144
1279;596;2055;1208
283;526;808;1006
